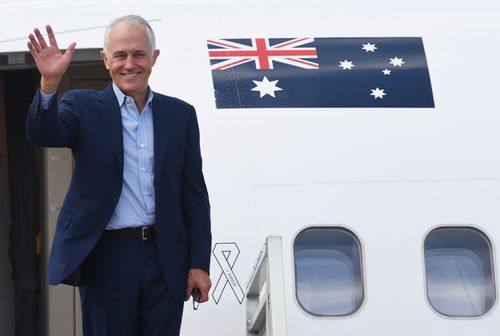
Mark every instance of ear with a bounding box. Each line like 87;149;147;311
151;49;160;66
100;50;110;70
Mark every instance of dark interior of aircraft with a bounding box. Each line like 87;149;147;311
0;51;108;336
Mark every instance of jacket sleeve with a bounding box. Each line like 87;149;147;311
181;106;212;273
26;90;80;148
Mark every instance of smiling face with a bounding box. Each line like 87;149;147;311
101;22;159;105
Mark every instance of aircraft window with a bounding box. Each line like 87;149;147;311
424;227;496;317
293;227;364;316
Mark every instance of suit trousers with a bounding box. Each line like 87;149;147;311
79;234;184;336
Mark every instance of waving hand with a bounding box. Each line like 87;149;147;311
27;25;76;93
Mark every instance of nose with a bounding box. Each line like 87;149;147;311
124;54;135;69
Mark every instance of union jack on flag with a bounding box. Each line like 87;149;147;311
207;38;319;70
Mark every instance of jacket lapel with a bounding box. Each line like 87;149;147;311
152;93;171;190
97;84;124;174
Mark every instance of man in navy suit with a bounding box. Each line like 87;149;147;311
26;15;211;335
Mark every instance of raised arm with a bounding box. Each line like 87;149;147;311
27;25;76;93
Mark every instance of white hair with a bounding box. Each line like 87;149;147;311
103;15;156;53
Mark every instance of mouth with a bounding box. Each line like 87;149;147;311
122;72;141;79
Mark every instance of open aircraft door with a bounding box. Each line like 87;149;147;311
0;49;109;336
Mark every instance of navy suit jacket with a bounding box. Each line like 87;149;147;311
26;84;211;301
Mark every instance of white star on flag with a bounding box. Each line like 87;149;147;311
382;69;391;75
251;77;283;98
339;60;355;70
371;87;386;99
389;57;405;67
362;43;377;52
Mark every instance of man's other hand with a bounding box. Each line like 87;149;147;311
185;268;211;303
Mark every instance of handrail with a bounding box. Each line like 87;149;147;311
245;236;287;336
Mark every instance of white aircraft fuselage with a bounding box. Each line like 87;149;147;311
0;1;499;335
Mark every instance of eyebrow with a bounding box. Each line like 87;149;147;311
111;50;147;57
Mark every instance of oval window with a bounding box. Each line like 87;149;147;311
293;227;364;316
424;227;495;317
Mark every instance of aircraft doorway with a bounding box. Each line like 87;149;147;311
0;49;109;336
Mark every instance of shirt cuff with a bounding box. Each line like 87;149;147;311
40;91;56;110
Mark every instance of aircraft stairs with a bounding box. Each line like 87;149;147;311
245;236;287;336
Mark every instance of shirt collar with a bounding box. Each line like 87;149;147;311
112;82;154;107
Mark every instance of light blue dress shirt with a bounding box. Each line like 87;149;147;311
40;84;156;229
107;83;155;229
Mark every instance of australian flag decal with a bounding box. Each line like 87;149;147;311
208;37;434;108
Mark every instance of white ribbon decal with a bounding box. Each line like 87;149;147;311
212;242;245;304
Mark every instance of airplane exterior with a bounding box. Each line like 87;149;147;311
0;0;499;335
